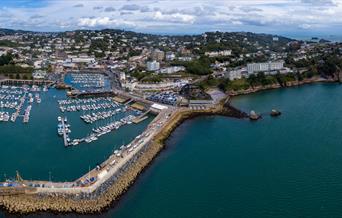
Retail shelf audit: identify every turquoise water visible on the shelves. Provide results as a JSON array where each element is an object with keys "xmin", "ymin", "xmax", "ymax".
[
  {"xmin": 0, "ymin": 88, "xmax": 153, "ymax": 182},
  {"xmin": 3, "ymin": 83, "xmax": 342, "ymax": 217}
]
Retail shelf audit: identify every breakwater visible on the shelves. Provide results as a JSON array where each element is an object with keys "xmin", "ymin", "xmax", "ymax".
[{"xmin": 0, "ymin": 100, "xmax": 247, "ymax": 214}]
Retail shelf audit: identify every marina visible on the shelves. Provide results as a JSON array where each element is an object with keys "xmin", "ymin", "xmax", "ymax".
[
  {"xmin": 64, "ymin": 73, "xmax": 111, "ymax": 92},
  {"xmin": 0, "ymin": 85, "xmax": 47, "ymax": 124},
  {"xmin": 57, "ymin": 94, "xmax": 144, "ymax": 147},
  {"xmin": 0, "ymin": 80, "xmax": 153, "ymax": 182}
]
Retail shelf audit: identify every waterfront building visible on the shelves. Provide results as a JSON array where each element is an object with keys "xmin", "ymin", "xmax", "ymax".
[
  {"xmin": 247, "ymin": 61, "xmax": 285, "ymax": 74},
  {"xmin": 189, "ymin": 99, "xmax": 213, "ymax": 107},
  {"xmin": 225, "ymin": 68, "xmax": 247, "ymax": 80},
  {"xmin": 127, "ymin": 79, "xmax": 188, "ymax": 92},
  {"xmin": 146, "ymin": 61, "xmax": 160, "ymax": 71},
  {"xmin": 32, "ymin": 70, "xmax": 47, "ymax": 79}
]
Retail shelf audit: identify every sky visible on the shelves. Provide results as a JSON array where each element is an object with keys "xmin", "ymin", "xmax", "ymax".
[{"xmin": 1, "ymin": 0, "xmax": 342, "ymax": 38}]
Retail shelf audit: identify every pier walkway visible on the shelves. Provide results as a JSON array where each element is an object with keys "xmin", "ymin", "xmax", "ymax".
[
  {"xmin": 0, "ymin": 79, "xmax": 53, "ymax": 86},
  {"xmin": 61, "ymin": 119, "xmax": 69, "ymax": 147}
]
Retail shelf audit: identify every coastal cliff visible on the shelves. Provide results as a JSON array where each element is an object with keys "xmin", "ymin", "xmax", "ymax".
[{"xmin": 228, "ymin": 77, "xmax": 336, "ymax": 96}]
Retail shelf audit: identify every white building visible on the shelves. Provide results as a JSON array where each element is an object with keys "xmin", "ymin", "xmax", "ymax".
[
  {"xmin": 226, "ymin": 70, "xmax": 241, "ymax": 80},
  {"xmin": 119, "ymin": 72, "xmax": 126, "ymax": 81},
  {"xmin": 67, "ymin": 55, "xmax": 96, "ymax": 64},
  {"xmin": 247, "ymin": 61, "xmax": 284, "ymax": 74},
  {"xmin": 124, "ymin": 80, "xmax": 188, "ymax": 92},
  {"xmin": 32, "ymin": 70, "xmax": 47, "ymax": 79},
  {"xmin": 0, "ymin": 50, "xmax": 7, "ymax": 56},
  {"xmin": 33, "ymin": 60, "xmax": 43, "ymax": 69},
  {"xmin": 165, "ymin": 52, "xmax": 176, "ymax": 61},
  {"xmin": 146, "ymin": 61, "xmax": 160, "ymax": 71},
  {"xmin": 222, "ymin": 68, "xmax": 248, "ymax": 80},
  {"xmin": 205, "ymin": 50, "xmax": 232, "ymax": 57},
  {"xmin": 159, "ymin": 66, "xmax": 185, "ymax": 74},
  {"xmin": 178, "ymin": 56, "xmax": 193, "ymax": 62}
]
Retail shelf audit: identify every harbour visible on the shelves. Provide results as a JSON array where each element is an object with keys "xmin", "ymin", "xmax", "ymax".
[{"xmin": 0, "ymin": 75, "xmax": 154, "ymax": 182}]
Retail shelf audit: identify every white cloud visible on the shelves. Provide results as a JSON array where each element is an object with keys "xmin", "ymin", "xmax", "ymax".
[
  {"xmin": 153, "ymin": 11, "xmax": 196, "ymax": 24},
  {"xmin": 0, "ymin": 0, "xmax": 342, "ymax": 35},
  {"xmin": 73, "ymin": 4, "xmax": 84, "ymax": 8},
  {"xmin": 78, "ymin": 17, "xmax": 136, "ymax": 28},
  {"xmin": 299, "ymin": 23, "xmax": 313, "ymax": 29}
]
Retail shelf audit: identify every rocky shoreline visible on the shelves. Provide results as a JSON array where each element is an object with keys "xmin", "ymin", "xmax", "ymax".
[
  {"xmin": 0, "ymin": 101, "xmax": 246, "ymax": 215},
  {"xmin": 228, "ymin": 77, "xmax": 336, "ymax": 96}
]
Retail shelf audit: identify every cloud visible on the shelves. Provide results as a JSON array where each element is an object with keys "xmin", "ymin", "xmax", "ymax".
[
  {"xmin": 153, "ymin": 11, "xmax": 196, "ymax": 24},
  {"xmin": 93, "ymin": 6, "xmax": 103, "ymax": 10},
  {"xmin": 73, "ymin": 4, "xmax": 84, "ymax": 8},
  {"xmin": 120, "ymin": 4, "xmax": 141, "ymax": 11},
  {"xmin": 299, "ymin": 23, "xmax": 312, "ymax": 29},
  {"xmin": 78, "ymin": 17, "xmax": 136, "ymax": 28},
  {"xmin": 301, "ymin": 0, "xmax": 336, "ymax": 6},
  {"xmin": 120, "ymin": 11, "xmax": 134, "ymax": 16},
  {"xmin": 239, "ymin": 6, "xmax": 263, "ymax": 13},
  {"xmin": 1, "ymin": 0, "xmax": 342, "ymax": 35},
  {"xmin": 30, "ymin": 14, "xmax": 44, "ymax": 19},
  {"xmin": 104, "ymin": 7, "xmax": 116, "ymax": 12}
]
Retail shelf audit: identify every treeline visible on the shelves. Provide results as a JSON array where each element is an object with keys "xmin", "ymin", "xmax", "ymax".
[
  {"xmin": 0, "ymin": 40, "xmax": 18, "ymax": 47},
  {"xmin": 0, "ymin": 54, "xmax": 33, "ymax": 76},
  {"xmin": 0, "ymin": 54, "xmax": 13, "ymax": 66},
  {"xmin": 172, "ymin": 56, "xmax": 212, "ymax": 75},
  {"xmin": 199, "ymin": 72, "xmax": 312, "ymax": 92},
  {"xmin": 0, "ymin": 65, "xmax": 33, "ymax": 75},
  {"xmin": 286, "ymin": 53, "xmax": 342, "ymax": 78}
]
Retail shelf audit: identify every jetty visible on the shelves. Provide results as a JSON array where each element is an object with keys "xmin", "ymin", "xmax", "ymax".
[
  {"xmin": 0, "ymin": 79, "xmax": 53, "ymax": 86},
  {"xmin": 133, "ymin": 109, "xmax": 151, "ymax": 124},
  {"xmin": 61, "ymin": 118, "xmax": 69, "ymax": 147}
]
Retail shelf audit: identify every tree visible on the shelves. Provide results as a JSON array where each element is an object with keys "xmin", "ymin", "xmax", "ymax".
[
  {"xmin": 47, "ymin": 64, "xmax": 53, "ymax": 73},
  {"xmin": 0, "ymin": 54, "xmax": 13, "ymax": 66},
  {"xmin": 22, "ymin": 74, "xmax": 28, "ymax": 80}
]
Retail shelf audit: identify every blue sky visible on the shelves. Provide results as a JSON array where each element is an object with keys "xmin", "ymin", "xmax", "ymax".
[
  {"xmin": 1, "ymin": 0, "xmax": 342, "ymax": 38},
  {"xmin": 1, "ymin": 0, "xmax": 48, "ymax": 8}
]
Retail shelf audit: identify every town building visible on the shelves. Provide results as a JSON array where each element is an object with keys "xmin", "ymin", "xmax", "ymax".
[
  {"xmin": 32, "ymin": 70, "xmax": 47, "ymax": 79},
  {"xmin": 247, "ymin": 61, "xmax": 284, "ymax": 74},
  {"xmin": 165, "ymin": 52, "xmax": 176, "ymax": 61},
  {"xmin": 146, "ymin": 60, "xmax": 160, "ymax": 71},
  {"xmin": 205, "ymin": 50, "xmax": 232, "ymax": 57},
  {"xmin": 151, "ymin": 49, "xmax": 165, "ymax": 61},
  {"xmin": 159, "ymin": 66, "xmax": 185, "ymax": 74}
]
